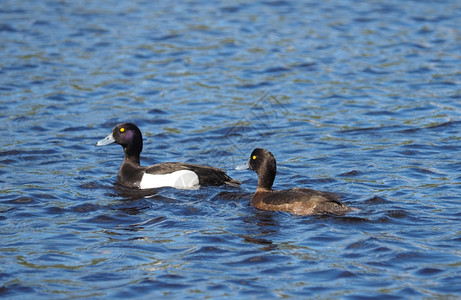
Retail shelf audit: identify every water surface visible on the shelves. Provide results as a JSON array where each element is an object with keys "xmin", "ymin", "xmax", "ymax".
[{"xmin": 1, "ymin": 0, "xmax": 461, "ymax": 298}]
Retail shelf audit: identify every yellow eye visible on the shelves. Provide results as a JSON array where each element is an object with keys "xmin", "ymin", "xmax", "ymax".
[
  {"xmin": 252, "ymin": 155, "xmax": 257, "ymax": 160},
  {"xmin": 120, "ymin": 127, "xmax": 125, "ymax": 133}
]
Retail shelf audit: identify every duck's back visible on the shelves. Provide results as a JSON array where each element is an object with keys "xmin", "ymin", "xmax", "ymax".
[
  {"xmin": 145, "ymin": 162, "xmax": 240, "ymax": 186},
  {"xmin": 252, "ymin": 188, "xmax": 350, "ymax": 215}
]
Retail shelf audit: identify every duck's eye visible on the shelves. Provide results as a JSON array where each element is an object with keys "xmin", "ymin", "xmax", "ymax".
[
  {"xmin": 120, "ymin": 127, "xmax": 125, "ymax": 133},
  {"xmin": 252, "ymin": 155, "xmax": 257, "ymax": 160}
]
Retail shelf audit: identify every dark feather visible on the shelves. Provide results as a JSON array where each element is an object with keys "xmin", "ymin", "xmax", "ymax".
[
  {"xmin": 145, "ymin": 162, "xmax": 240, "ymax": 186},
  {"xmin": 260, "ymin": 188, "xmax": 349, "ymax": 214},
  {"xmin": 261, "ymin": 188, "xmax": 341, "ymax": 206}
]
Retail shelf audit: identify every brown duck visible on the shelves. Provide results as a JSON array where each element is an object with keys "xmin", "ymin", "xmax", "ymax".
[{"xmin": 237, "ymin": 148, "xmax": 351, "ymax": 216}]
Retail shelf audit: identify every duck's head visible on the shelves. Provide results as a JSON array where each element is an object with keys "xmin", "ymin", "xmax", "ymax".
[
  {"xmin": 96, "ymin": 123, "xmax": 143, "ymax": 159},
  {"xmin": 237, "ymin": 148, "xmax": 276, "ymax": 190}
]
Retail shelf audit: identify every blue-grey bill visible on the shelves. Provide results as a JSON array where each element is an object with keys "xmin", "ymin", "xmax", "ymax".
[
  {"xmin": 96, "ymin": 133, "xmax": 115, "ymax": 146},
  {"xmin": 235, "ymin": 162, "xmax": 249, "ymax": 171}
]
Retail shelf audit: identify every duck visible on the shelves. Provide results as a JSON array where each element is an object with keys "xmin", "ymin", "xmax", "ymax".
[
  {"xmin": 236, "ymin": 148, "xmax": 351, "ymax": 215},
  {"xmin": 96, "ymin": 123, "xmax": 240, "ymax": 189}
]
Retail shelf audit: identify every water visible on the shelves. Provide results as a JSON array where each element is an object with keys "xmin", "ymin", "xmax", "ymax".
[{"xmin": 1, "ymin": 0, "xmax": 461, "ymax": 298}]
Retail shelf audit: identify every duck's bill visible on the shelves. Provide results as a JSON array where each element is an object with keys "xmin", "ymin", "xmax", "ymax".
[
  {"xmin": 96, "ymin": 133, "xmax": 115, "ymax": 146},
  {"xmin": 235, "ymin": 162, "xmax": 249, "ymax": 171}
]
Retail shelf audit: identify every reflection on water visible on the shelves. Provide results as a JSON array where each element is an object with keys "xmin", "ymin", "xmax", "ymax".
[{"xmin": 1, "ymin": 0, "xmax": 461, "ymax": 298}]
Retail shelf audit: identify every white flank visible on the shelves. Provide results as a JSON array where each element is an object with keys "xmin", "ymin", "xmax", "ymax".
[{"xmin": 139, "ymin": 170, "xmax": 200, "ymax": 189}]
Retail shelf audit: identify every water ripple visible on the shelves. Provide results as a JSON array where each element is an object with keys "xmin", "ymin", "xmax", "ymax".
[{"xmin": 1, "ymin": 0, "xmax": 461, "ymax": 298}]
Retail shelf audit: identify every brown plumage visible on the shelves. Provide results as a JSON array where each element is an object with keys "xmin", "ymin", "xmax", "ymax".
[{"xmin": 241, "ymin": 148, "xmax": 351, "ymax": 216}]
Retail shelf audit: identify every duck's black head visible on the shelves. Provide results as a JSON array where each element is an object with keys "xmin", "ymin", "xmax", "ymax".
[
  {"xmin": 248, "ymin": 148, "xmax": 276, "ymax": 190},
  {"xmin": 96, "ymin": 123, "xmax": 143, "ymax": 162}
]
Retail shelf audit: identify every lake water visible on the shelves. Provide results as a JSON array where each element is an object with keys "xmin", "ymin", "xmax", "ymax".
[{"xmin": 1, "ymin": 0, "xmax": 461, "ymax": 298}]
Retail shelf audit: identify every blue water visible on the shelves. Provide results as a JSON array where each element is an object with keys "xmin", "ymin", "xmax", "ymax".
[{"xmin": 1, "ymin": 0, "xmax": 461, "ymax": 298}]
